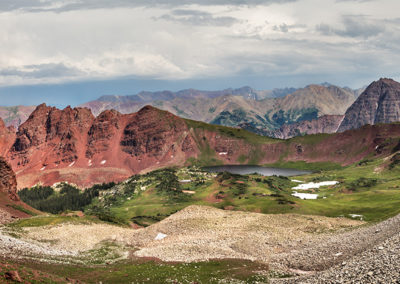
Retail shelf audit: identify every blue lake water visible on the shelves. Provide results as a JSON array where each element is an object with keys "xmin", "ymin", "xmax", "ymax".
[{"xmin": 203, "ymin": 165, "xmax": 311, "ymax": 177}]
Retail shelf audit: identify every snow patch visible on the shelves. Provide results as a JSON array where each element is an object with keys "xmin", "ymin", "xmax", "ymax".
[
  {"xmin": 292, "ymin": 181, "xmax": 338, "ymax": 190},
  {"xmin": 219, "ymin": 152, "xmax": 228, "ymax": 156},
  {"xmin": 100, "ymin": 160, "xmax": 106, "ymax": 165},
  {"xmin": 68, "ymin": 161, "xmax": 75, "ymax": 167},
  {"xmin": 40, "ymin": 166, "xmax": 46, "ymax": 171},
  {"xmin": 155, "ymin": 233, "xmax": 167, "ymax": 240},
  {"xmin": 349, "ymin": 214, "xmax": 364, "ymax": 220},
  {"xmin": 291, "ymin": 179, "xmax": 303, "ymax": 183},
  {"xmin": 179, "ymin": 180, "xmax": 192, "ymax": 183},
  {"xmin": 292, "ymin": 192, "xmax": 319, "ymax": 200},
  {"xmin": 88, "ymin": 159, "xmax": 92, "ymax": 166}
]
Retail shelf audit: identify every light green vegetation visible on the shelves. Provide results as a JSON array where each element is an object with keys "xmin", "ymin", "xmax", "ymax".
[
  {"xmin": 76, "ymin": 154, "xmax": 400, "ymax": 224},
  {"xmin": 19, "ymin": 152, "xmax": 400, "ymax": 227},
  {"xmin": 9, "ymin": 215, "xmax": 102, "ymax": 228},
  {"xmin": 12, "ymin": 258, "xmax": 269, "ymax": 284},
  {"xmin": 6, "ymin": 204, "xmax": 38, "ymax": 216}
]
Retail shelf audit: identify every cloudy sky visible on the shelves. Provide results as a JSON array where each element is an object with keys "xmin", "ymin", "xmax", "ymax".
[{"xmin": 0, "ymin": 0, "xmax": 399, "ymax": 106}]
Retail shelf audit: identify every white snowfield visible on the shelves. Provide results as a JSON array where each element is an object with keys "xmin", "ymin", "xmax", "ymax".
[
  {"xmin": 100, "ymin": 160, "xmax": 106, "ymax": 165},
  {"xmin": 292, "ymin": 181, "xmax": 339, "ymax": 190},
  {"xmin": 292, "ymin": 192, "xmax": 319, "ymax": 200}
]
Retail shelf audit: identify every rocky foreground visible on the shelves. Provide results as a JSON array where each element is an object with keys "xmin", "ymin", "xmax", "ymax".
[
  {"xmin": 0, "ymin": 205, "xmax": 399, "ymax": 283},
  {"xmin": 281, "ymin": 231, "xmax": 400, "ymax": 283}
]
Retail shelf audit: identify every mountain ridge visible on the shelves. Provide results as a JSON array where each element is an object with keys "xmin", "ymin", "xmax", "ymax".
[{"xmin": 1, "ymin": 104, "xmax": 400, "ymax": 188}]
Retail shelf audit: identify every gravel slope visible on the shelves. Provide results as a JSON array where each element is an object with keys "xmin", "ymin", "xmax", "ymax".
[
  {"xmin": 128, "ymin": 205, "xmax": 362, "ymax": 263},
  {"xmin": 272, "ymin": 213, "xmax": 400, "ymax": 283},
  {"xmin": 1, "ymin": 205, "xmax": 399, "ymax": 283}
]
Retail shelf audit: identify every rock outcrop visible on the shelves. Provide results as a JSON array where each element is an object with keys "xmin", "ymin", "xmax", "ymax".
[
  {"xmin": 338, "ymin": 78, "xmax": 400, "ymax": 132},
  {"xmin": 0, "ymin": 157, "xmax": 19, "ymax": 201},
  {"xmin": 0, "ymin": 156, "xmax": 37, "ymax": 224}
]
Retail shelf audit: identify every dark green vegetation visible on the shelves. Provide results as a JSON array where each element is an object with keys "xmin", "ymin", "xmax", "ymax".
[
  {"xmin": 2, "ymin": 258, "xmax": 269, "ymax": 284},
  {"xmin": 18, "ymin": 182, "xmax": 115, "ymax": 214}
]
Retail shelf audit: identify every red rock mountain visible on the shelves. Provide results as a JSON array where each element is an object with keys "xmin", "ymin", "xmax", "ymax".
[
  {"xmin": 338, "ymin": 78, "xmax": 400, "ymax": 132},
  {"xmin": 0, "ymin": 157, "xmax": 38, "ymax": 223},
  {"xmin": 1, "ymin": 104, "xmax": 400, "ymax": 189},
  {"xmin": 6, "ymin": 104, "xmax": 204, "ymax": 188}
]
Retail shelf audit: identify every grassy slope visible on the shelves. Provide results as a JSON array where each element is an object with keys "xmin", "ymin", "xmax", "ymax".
[
  {"xmin": 185, "ymin": 118, "xmax": 279, "ymax": 144},
  {"xmin": 5, "ymin": 258, "xmax": 269, "ymax": 284},
  {"xmin": 90, "ymin": 153, "xmax": 400, "ymax": 225}
]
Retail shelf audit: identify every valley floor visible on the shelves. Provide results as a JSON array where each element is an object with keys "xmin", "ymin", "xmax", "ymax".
[{"xmin": 3, "ymin": 153, "xmax": 400, "ymax": 283}]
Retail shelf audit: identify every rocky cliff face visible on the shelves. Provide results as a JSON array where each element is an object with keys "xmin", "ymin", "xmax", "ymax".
[
  {"xmin": 6, "ymin": 104, "xmax": 199, "ymax": 188},
  {"xmin": 0, "ymin": 157, "xmax": 38, "ymax": 223},
  {"xmin": 0, "ymin": 157, "xmax": 19, "ymax": 201},
  {"xmin": 272, "ymin": 115, "xmax": 344, "ymax": 139},
  {"xmin": 338, "ymin": 78, "xmax": 400, "ymax": 132},
  {"xmin": 11, "ymin": 104, "xmax": 95, "ymax": 167}
]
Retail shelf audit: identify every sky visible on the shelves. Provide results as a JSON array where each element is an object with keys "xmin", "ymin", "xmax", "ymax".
[{"xmin": 0, "ymin": 0, "xmax": 399, "ymax": 107}]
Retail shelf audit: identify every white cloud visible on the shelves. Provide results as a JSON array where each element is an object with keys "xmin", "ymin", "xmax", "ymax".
[{"xmin": 0, "ymin": 0, "xmax": 398, "ymax": 87}]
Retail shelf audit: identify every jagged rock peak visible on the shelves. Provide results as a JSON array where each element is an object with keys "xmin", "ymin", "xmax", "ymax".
[{"xmin": 338, "ymin": 78, "xmax": 400, "ymax": 132}]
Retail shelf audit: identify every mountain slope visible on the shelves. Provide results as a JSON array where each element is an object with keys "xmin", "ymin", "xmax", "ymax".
[
  {"xmin": 242, "ymin": 115, "xmax": 344, "ymax": 139},
  {"xmin": 0, "ymin": 118, "xmax": 16, "ymax": 157},
  {"xmin": 338, "ymin": 78, "xmax": 400, "ymax": 132},
  {"xmin": 3, "ymin": 104, "xmax": 400, "ymax": 188}
]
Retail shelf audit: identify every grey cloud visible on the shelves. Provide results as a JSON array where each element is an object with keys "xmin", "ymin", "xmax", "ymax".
[
  {"xmin": 273, "ymin": 23, "xmax": 289, "ymax": 32},
  {"xmin": 0, "ymin": 0, "xmax": 298, "ymax": 13},
  {"xmin": 0, "ymin": 63, "xmax": 83, "ymax": 79},
  {"xmin": 158, "ymin": 9, "xmax": 239, "ymax": 26},
  {"xmin": 272, "ymin": 23, "xmax": 305, "ymax": 33},
  {"xmin": 317, "ymin": 16, "xmax": 385, "ymax": 38}
]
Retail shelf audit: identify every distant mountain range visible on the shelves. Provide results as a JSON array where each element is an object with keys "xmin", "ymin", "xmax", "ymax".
[
  {"xmin": 80, "ymin": 83, "xmax": 360, "ymax": 138},
  {"xmin": 0, "ymin": 106, "xmax": 36, "ymax": 129},
  {"xmin": 2, "ymin": 79, "xmax": 400, "ymax": 140}
]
